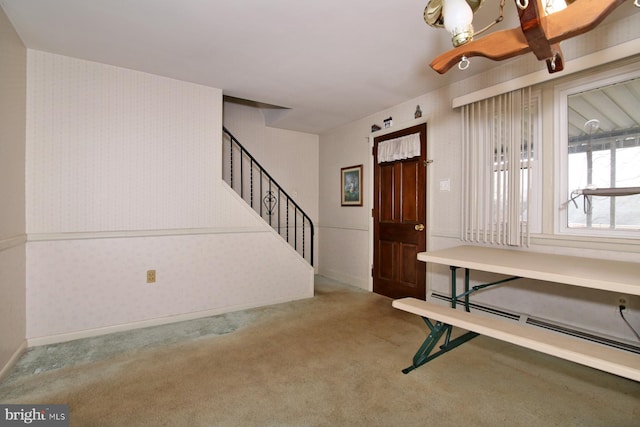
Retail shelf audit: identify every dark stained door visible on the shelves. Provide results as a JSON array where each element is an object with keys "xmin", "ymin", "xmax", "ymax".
[{"xmin": 373, "ymin": 123, "xmax": 427, "ymax": 299}]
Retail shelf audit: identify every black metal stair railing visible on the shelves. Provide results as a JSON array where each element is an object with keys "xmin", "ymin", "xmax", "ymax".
[{"xmin": 222, "ymin": 127, "xmax": 314, "ymax": 266}]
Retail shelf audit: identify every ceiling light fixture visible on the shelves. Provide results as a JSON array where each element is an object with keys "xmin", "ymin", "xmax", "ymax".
[
  {"xmin": 426, "ymin": 1, "xmax": 509, "ymax": 47},
  {"xmin": 424, "ymin": 0, "xmax": 634, "ymax": 74},
  {"xmin": 442, "ymin": 0, "xmax": 475, "ymax": 46}
]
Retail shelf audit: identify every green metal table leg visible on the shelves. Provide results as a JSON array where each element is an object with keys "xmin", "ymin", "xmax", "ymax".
[
  {"xmin": 402, "ymin": 321, "xmax": 448, "ymax": 374},
  {"xmin": 401, "ymin": 264, "xmax": 522, "ymax": 374},
  {"xmin": 402, "ymin": 320, "xmax": 480, "ymax": 374},
  {"xmin": 442, "ymin": 323, "xmax": 453, "ymax": 347},
  {"xmin": 464, "ymin": 268, "xmax": 471, "ymax": 312},
  {"xmin": 450, "ymin": 266, "xmax": 458, "ymax": 308}
]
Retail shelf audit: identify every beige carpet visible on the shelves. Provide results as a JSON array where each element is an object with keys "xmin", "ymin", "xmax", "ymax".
[{"xmin": 1, "ymin": 276, "xmax": 639, "ymax": 426}]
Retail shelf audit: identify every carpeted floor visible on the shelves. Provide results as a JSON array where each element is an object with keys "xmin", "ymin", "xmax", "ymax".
[{"xmin": 1, "ymin": 276, "xmax": 639, "ymax": 426}]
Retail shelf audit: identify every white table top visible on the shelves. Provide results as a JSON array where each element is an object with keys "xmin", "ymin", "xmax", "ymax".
[{"xmin": 418, "ymin": 245, "xmax": 640, "ymax": 295}]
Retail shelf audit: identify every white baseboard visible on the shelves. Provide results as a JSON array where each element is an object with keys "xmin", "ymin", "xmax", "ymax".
[
  {"xmin": 0, "ymin": 340, "xmax": 27, "ymax": 382},
  {"xmin": 317, "ymin": 268, "xmax": 368, "ymax": 291},
  {"xmin": 27, "ymin": 292, "xmax": 313, "ymax": 347}
]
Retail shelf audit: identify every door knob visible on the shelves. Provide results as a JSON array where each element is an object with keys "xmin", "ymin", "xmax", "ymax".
[{"xmin": 414, "ymin": 224, "xmax": 425, "ymax": 231}]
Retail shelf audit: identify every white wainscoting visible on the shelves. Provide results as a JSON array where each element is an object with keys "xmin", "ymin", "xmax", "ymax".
[{"xmin": 26, "ymin": 230, "xmax": 314, "ymax": 344}]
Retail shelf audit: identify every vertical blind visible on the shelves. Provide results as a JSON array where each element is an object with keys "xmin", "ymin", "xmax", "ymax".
[{"xmin": 461, "ymin": 88, "xmax": 534, "ymax": 247}]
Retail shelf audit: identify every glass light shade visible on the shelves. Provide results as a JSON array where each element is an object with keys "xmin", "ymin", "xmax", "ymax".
[
  {"xmin": 545, "ymin": 0, "xmax": 568, "ymax": 15},
  {"xmin": 442, "ymin": 0, "xmax": 474, "ymax": 47}
]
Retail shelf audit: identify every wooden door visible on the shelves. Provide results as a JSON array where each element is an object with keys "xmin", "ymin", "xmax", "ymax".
[{"xmin": 373, "ymin": 123, "xmax": 427, "ymax": 299}]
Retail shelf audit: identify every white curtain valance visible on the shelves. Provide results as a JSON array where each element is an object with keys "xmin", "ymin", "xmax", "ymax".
[{"xmin": 377, "ymin": 133, "xmax": 420, "ymax": 163}]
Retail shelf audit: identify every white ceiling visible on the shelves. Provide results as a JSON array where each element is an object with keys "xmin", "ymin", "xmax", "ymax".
[{"xmin": 1, "ymin": 0, "xmax": 635, "ymax": 134}]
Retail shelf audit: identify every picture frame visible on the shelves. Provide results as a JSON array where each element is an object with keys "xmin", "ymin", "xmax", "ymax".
[{"xmin": 341, "ymin": 165, "xmax": 363, "ymax": 206}]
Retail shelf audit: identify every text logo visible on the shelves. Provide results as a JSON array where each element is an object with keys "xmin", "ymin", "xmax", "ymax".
[{"xmin": 1, "ymin": 405, "xmax": 68, "ymax": 427}]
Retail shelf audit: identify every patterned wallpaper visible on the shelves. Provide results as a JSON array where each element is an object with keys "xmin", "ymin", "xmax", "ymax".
[
  {"xmin": 0, "ymin": 6, "xmax": 27, "ymax": 374},
  {"xmin": 26, "ymin": 50, "xmax": 221, "ymax": 233},
  {"xmin": 27, "ymin": 233, "xmax": 312, "ymax": 340},
  {"xmin": 223, "ymin": 101, "xmax": 319, "ymax": 220},
  {"xmin": 24, "ymin": 51, "xmax": 313, "ymax": 342},
  {"xmin": 0, "ymin": 7, "xmax": 26, "ymax": 239}
]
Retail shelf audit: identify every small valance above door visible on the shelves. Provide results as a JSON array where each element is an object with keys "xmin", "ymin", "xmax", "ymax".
[{"xmin": 377, "ymin": 133, "xmax": 420, "ymax": 163}]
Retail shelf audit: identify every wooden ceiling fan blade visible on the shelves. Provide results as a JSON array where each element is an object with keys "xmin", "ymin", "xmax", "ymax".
[
  {"xmin": 519, "ymin": 0, "xmax": 554, "ymax": 61},
  {"xmin": 429, "ymin": 0, "xmax": 627, "ymax": 74},
  {"xmin": 543, "ymin": 0, "xmax": 627, "ymax": 44},
  {"xmin": 430, "ymin": 28, "xmax": 530, "ymax": 74}
]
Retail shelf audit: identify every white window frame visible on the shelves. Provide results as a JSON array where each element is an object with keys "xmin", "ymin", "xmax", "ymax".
[{"xmin": 555, "ymin": 64, "xmax": 640, "ymax": 239}]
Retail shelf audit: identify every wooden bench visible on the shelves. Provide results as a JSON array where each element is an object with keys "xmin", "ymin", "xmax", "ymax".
[{"xmin": 393, "ymin": 298, "xmax": 640, "ymax": 381}]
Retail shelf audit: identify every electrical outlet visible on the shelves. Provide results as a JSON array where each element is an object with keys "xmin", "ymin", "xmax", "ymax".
[
  {"xmin": 147, "ymin": 270, "xmax": 156, "ymax": 283},
  {"xmin": 617, "ymin": 297, "xmax": 630, "ymax": 313}
]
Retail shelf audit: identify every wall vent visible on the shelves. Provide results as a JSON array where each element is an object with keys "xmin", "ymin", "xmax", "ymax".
[{"xmin": 430, "ymin": 292, "xmax": 640, "ymax": 355}]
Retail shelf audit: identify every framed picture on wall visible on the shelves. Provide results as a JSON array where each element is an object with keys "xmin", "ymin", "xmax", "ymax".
[{"xmin": 341, "ymin": 165, "xmax": 363, "ymax": 206}]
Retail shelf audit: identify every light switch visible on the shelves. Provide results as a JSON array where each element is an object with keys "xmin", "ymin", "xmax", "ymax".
[{"xmin": 439, "ymin": 178, "xmax": 451, "ymax": 192}]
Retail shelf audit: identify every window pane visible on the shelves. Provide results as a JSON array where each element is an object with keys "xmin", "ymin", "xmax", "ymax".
[
  {"xmin": 565, "ymin": 75, "xmax": 640, "ymax": 233},
  {"xmin": 567, "ymin": 140, "xmax": 640, "ymax": 230},
  {"xmin": 615, "ymin": 145, "xmax": 640, "ymax": 228}
]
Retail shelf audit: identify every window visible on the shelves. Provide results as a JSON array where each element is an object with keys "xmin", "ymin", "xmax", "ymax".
[{"xmin": 557, "ymin": 68, "xmax": 640, "ymax": 238}]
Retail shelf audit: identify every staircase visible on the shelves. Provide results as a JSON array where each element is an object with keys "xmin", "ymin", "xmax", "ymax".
[{"xmin": 222, "ymin": 127, "xmax": 314, "ymax": 266}]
